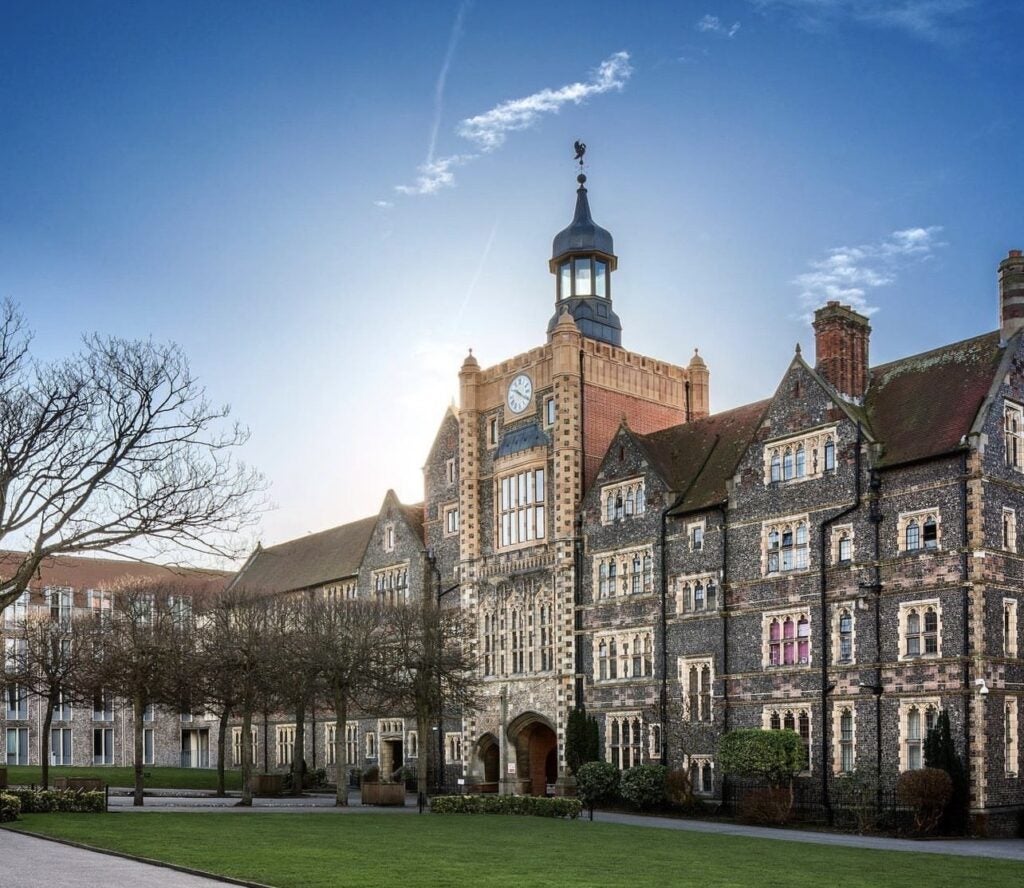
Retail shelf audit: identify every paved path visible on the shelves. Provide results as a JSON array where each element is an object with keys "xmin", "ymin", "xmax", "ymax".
[
  {"xmin": 593, "ymin": 810, "xmax": 1024, "ymax": 861},
  {"xmin": 0, "ymin": 830, "xmax": 228, "ymax": 887}
]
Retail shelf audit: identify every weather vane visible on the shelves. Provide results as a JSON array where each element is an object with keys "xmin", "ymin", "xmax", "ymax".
[{"xmin": 573, "ymin": 140, "xmax": 589, "ymax": 184}]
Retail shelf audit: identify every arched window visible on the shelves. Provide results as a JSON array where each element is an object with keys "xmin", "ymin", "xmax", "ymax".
[
  {"xmin": 706, "ymin": 580, "xmax": 717, "ymax": 611},
  {"xmin": 906, "ymin": 520, "xmax": 921, "ymax": 551},
  {"xmin": 606, "ymin": 496, "xmax": 615, "ymax": 523},
  {"xmin": 632, "ymin": 555, "xmax": 641, "ymax": 594},
  {"xmin": 783, "ymin": 617, "xmax": 796, "ymax": 665},
  {"xmin": 783, "ymin": 449, "xmax": 794, "ymax": 481},
  {"xmin": 599, "ymin": 562, "xmax": 609, "ymax": 598},
  {"xmin": 700, "ymin": 665, "xmax": 712, "ymax": 722},
  {"xmin": 923, "ymin": 608, "xmax": 938, "ymax": 654},
  {"xmin": 769, "ymin": 619, "xmax": 782, "ymax": 665},
  {"xmin": 608, "ymin": 561, "xmax": 617, "ymax": 597},
  {"xmin": 688, "ymin": 665, "xmax": 699, "ymax": 722},
  {"xmin": 906, "ymin": 610, "xmax": 922, "ymax": 655},
  {"xmin": 907, "ymin": 707, "xmax": 922, "ymax": 769},
  {"xmin": 797, "ymin": 616, "xmax": 810, "ymax": 663},
  {"xmin": 598, "ymin": 641, "xmax": 608, "ymax": 680},
  {"xmin": 636, "ymin": 486, "xmax": 646, "ymax": 515},
  {"xmin": 770, "ymin": 711, "xmax": 781, "ymax": 731},
  {"xmin": 783, "ymin": 711, "xmax": 795, "ymax": 732},
  {"xmin": 643, "ymin": 554, "xmax": 653, "ymax": 593},
  {"xmin": 839, "ymin": 709, "xmax": 853, "ymax": 773},
  {"xmin": 838, "ymin": 610, "xmax": 853, "ymax": 663},
  {"xmin": 694, "ymin": 581, "xmax": 704, "ymax": 611},
  {"xmin": 615, "ymin": 496, "xmax": 624, "ymax": 520},
  {"xmin": 824, "ymin": 438, "xmax": 836, "ymax": 471},
  {"xmin": 923, "ymin": 517, "xmax": 938, "ymax": 549},
  {"xmin": 644, "ymin": 635, "xmax": 653, "ymax": 676},
  {"xmin": 632, "ymin": 635, "xmax": 642, "ymax": 677},
  {"xmin": 838, "ymin": 533, "xmax": 852, "ymax": 562},
  {"xmin": 795, "ymin": 445, "xmax": 806, "ymax": 478},
  {"xmin": 625, "ymin": 488, "xmax": 635, "ymax": 516},
  {"xmin": 701, "ymin": 761, "xmax": 713, "ymax": 793},
  {"xmin": 770, "ymin": 451, "xmax": 782, "ymax": 482},
  {"xmin": 608, "ymin": 639, "xmax": 618, "ymax": 679}
]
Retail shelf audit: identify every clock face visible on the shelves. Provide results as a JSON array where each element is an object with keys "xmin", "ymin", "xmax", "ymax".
[{"xmin": 506, "ymin": 373, "xmax": 533, "ymax": 414}]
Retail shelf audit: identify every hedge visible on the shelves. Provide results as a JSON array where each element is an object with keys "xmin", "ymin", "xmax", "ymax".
[
  {"xmin": 620, "ymin": 765, "xmax": 667, "ymax": 811},
  {"xmin": 4, "ymin": 788, "xmax": 106, "ymax": 814},
  {"xmin": 0, "ymin": 792, "xmax": 21, "ymax": 823},
  {"xmin": 574, "ymin": 761, "xmax": 621, "ymax": 811},
  {"xmin": 431, "ymin": 794, "xmax": 581, "ymax": 819}
]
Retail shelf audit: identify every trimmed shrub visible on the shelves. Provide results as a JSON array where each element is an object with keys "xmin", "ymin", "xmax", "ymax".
[
  {"xmin": 6, "ymin": 789, "xmax": 105, "ymax": 814},
  {"xmin": 897, "ymin": 768, "xmax": 952, "ymax": 836},
  {"xmin": 431, "ymin": 794, "xmax": 581, "ymax": 819},
  {"xmin": 924, "ymin": 709, "xmax": 968, "ymax": 835},
  {"xmin": 574, "ymin": 761, "xmax": 620, "ymax": 814},
  {"xmin": 565, "ymin": 707, "xmax": 600, "ymax": 775},
  {"xmin": 619, "ymin": 765, "xmax": 668, "ymax": 811},
  {"xmin": 718, "ymin": 729, "xmax": 806, "ymax": 784},
  {"xmin": 0, "ymin": 792, "xmax": 21, "ymax": 823}
]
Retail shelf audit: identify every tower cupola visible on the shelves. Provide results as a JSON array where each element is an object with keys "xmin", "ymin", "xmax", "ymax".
[{"xmin": 547, "ymin": 146, "xmax": 621, "ymax": 346}]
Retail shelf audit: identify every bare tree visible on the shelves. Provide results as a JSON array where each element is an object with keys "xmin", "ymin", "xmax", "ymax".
[
  {"xmin": 206, "ymin": 587, "xmax": 276, "ymax": 806},
  {"xmin": 0, "ymin": 301, "xmax": 265, "ymax": 615},
  {"xmin": 308, "ymin": 594, "xmax": 389, "ymax": 806},
  {"xmin": 78, "ymin": 577, "xmax": 196, "ymax": 806},
  {"xmin": 6, "ymin": 607, "xmax": 90, "ymax": 788},
  {"xmin": 386, "ymin": 596, "xmax": 479, "ymax": 798}
]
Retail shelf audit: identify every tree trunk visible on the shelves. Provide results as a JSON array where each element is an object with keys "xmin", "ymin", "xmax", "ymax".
[
  {"xmin": 216, "ymin": 709, "xmax": 229, "ymax": 797},
  {"xmin": 334, "ymin": 690, "xmax": 348, "ymax": 806},
  {"xmin": 133, "ymin": 693, "xmax": 144, "ymax": 807},
  {"xmin": 240, "ymin": 707, "xmax": 253, "ymax": 806},
  {"xmin": 40, "ymin": 692, "xmax": 55, "ymax": 790},
  {"xmin": 417, "ymin": 705, "xmax": 430, "ymax": 800},
  {"xmin": 292, "ymin": 702, "xmax": 305, "ymax": 795}
]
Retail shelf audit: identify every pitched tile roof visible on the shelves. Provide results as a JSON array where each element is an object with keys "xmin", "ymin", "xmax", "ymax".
[
  {"xmin": 230, "ymin": 515, "xmax": 378, "ymax": 594},
  {"xmin": 864, "ymin": 330, "xmax": 1003, "ymax": 467},
  {"xmin": 637, "ymin": 400, "xmax": 771, "ymax": 515},
  {"xmin": 0, "ymin": 550, "xmax": 229, "ymax": 594}
]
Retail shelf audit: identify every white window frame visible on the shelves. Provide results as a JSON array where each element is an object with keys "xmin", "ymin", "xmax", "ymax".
[
  {"xmin": 276, "ymin": 724, "xmax": 296, "ymax": 767},
  {"xmin": 143, "ymin": 728, "xmax": 155, "ymax": 765},
  {"xmin": 1006, "ymin": 698, "xmax": 1019, "ymax": 778},
  {"xmin": 764, "ymin": 426, "xmax": 839, "ymax": 485},
  {"xmin": 93, "ymin": 726, "xmax": 114, "ymax": 765},
  {"xmin": 899, "ymin": 698, "xmax": 939, "ymax": 771},
  {"xmin": 593, "ymin": 545, "xmax": 654, "ymax": 599},
  {"xmin": 762, "ymin": 514, "xmax": 811, "ymax": 575},
  {"xmin": 1003, "ymin": 507, "xmax": 1017, "ymax": 553},
  {"xmin": 832, "ymin": 702, "xmax": 856, "ymax": 774},
  {"xmin": 6, "ymin": 726, "xmax": 30, "ymax": 766},
  {"xmin": 600, "ymin": 477, "xmax": 646, "ymax": 525},
  {"xmin": 5, "ymin": 684, "xmax": 28, "ymax": 721},
  {"xmin": 443, "ymin": 504, "xmax": 459, "ymax": 537},
  {"xmin": 898, "ymin": 509, "xmax": 940, "ymax": 553},
  {"xmin": 899, "ymin": 599, "xmax": 942, "ymax": 660},
  {"xmin": 678, "ymin": 657, "xmax": 714, "ymax": 723},
  {"xmin": 688, "ymin": 755, "xmax": 715, "ymax": 795},
  {"xmin": 674, "ymin": 572, "xmax": 719, "ymax": 614},
  {"xmin": 605, "ymin": 712, "xmax": 644, "ymax": 769},
  {"xmin": 688, "ymin": 520, "xmax": 705, "ymax": 552},
  {"xmin": 51, "ymin": 726, "xmax": 74, "ymax": 766},
  {"xmin": 762, "ymin": 609, "xmax": 813, "ymax": 668},
  {"xmin": 831, "ymin": 523, "xmax": 854, "ymax": 564},
  {"xmin": 1005, "ymin": 400, "xmax": 1024, "ymax": 471},
  {"xmin": 4, "ymin": 590, "xmax": 28, "ymax": 625},
  {"xmin": 495, "ymin": 465, "xmax": 546, "ymax": 548},
  {"xmin": 445, "ymin": 457, "xmax": 456, "ymax": 485},
  {"xmin": 833, "ymin": 604, "xmax": 856, "ymax": 665},
  {"xmin": 1005, "ymin": 598, "xmax": 1019, "ymax": 658},
  {"xmin": 594, "ymin": 628, "xmax": 655, "ymax": 681},
  {"xmin": 446, "ymin": 732, "xmax": 463, "ymax": 762}
]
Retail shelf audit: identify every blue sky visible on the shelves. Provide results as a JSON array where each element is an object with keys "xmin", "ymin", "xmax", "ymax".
[{"xmin": 2, "ymin": 1, "xmax": 1021, "ymax": 555}]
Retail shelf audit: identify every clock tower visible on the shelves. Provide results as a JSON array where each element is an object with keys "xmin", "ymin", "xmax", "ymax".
[{"xmin": 454, "ymin": 153, "xmax": 708, "ymax": 795}]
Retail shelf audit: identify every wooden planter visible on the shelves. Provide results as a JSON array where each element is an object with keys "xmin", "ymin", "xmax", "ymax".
[
  {"xmin": 251, "ymin": 774, "xmax": 284, "ymax": 796},
  {"xmin": 360, "ymin": 781, "xmax": 405, "ymax": 806}
]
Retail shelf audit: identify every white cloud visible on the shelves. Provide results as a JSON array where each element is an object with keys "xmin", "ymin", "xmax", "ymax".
[
  {"xmin": 750, "ymin": 0, "xmax": 978, "ymax": 42},
  {"xmin": 396, "ymin": 51, "xmax": 632, "ymax": 196},
  {"xmin": 457, "ymin": 51, "xmax": 632, "ymax": 152},
  {"xmin": 697, "ymin": 14, "xmax": 742, "ymax": 37},
  {"xmin": 373, "ymin": 200, "xmax": 394, "ymax": 209},
  {"xmin": 794, "ymin": 226, "xmax": 946, "ymax": 316}
]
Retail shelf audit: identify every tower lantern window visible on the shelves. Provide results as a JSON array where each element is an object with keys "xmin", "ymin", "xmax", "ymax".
[
  {"xmin": 574, "ymin": 257, "xmax": 593, "ymax": 296},
  {"xmin": 559, "ymin": 262, "xmax": 571, "ymax": 300},
  {"xmin": 595, "ymin": 260, "xmax": 607, "ymax": 298}
]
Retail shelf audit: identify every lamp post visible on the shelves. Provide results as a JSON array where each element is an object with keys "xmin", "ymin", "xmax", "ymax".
[{"xmin": 426, "ymin": 548, "xmax": 459, "ymax": 797}]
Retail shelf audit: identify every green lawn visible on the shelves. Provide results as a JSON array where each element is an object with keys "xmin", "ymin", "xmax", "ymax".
[
  {"xmin": 4, "ymin": 765, "xmax": 241, "ymax": 791},
  {"xmin": 6, "ymin": 813, "xmax": 1022, "ymax": 888}
]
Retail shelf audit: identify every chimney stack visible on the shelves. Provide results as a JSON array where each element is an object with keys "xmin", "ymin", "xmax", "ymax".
[
  {"xmin": 813, "ymin": 301, "xmax": 871, "ymax": 402},
  {"xmin": 999, "ymin": 250, "xmax": 1024, "ymax": 344}
]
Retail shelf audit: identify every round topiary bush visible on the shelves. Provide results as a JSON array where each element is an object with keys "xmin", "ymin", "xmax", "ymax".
[
  {"xmin": 0, "ymin": 792, "xmax": 21, "ymax": 823},
  {"xmin": 575, "ymin": 761, "xmax": 620, "ymax": 815},
  {"xmin": 619, "ymin": 764, "xmax": 668, "ymax": 811}
]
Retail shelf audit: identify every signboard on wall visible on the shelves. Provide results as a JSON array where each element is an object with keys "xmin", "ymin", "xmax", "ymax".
[{"xmin": 507, "ymin": 762, "xmax": 517, "ymax": 775}]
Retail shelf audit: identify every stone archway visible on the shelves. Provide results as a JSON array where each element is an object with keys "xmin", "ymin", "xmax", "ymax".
[
  {"xmin": 507, "ymin": 712, "xmax": 558, "ymax": 796},
  {"xmin": 475, "ymin": 732, "xmax": 500, "ymax": 789}
]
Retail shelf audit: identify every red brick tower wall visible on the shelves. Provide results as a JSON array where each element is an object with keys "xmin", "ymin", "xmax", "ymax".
[{"xmin": 583, "ymin": 385, "xmax": 685, "ymax": 487}]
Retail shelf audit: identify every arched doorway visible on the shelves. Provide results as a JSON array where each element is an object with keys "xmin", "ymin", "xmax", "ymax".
[
  {"xmin": 475, "ymin": 732, "xmax": 500, "ymax": 789},
  {"xmin": 507, "ymin": 712, "xmax": 558, "ymax": 796}
]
